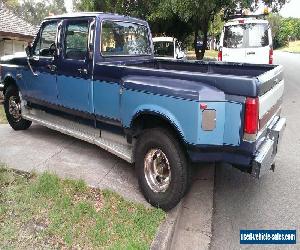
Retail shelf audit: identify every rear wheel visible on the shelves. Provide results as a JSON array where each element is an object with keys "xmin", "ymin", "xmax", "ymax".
[
  {"xmin": 135, "ymin": 128, "xmax": 190, "ymax": 211},
  {"xmin": 4, "ymin": 86, "xmax": 31, "ymax": 130}
]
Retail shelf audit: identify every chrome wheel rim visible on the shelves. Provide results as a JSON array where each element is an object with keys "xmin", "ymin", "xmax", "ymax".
[
  {"xmin": 144, "ymin": 149, "xmax": 171, "ymax": 193},
  {"xmin": 8, "ymin": 96, "xmax": 21, "ymax": 122}
]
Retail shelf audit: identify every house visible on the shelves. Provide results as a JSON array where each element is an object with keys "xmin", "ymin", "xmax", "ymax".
[{"xmin": 0, "ymin": 4, "xmax": 38, "ymax": 57}]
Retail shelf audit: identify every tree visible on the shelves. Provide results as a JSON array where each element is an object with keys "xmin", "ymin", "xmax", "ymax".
[
  {"xmin": 21, "ymin": 0, "xmax": 66, "ymax": 26},
  {"xmin": 267, "ymin": 13, "xmax": 281, "ymax": 39},
  {"xmin": 272, "ymin": 17, "xmax": 300, "ymax": 48},
  {"xmin": 152, "ymin": 0, "xmax": 288, "ymax": 59},
  {"xmin": 73, "ymin": 0, "xmax": 289, "ymax": 59},
  {"xmin": 1, "ymin": 0, "xmax": 19, "ymax": 10},
  {"xmin": 74, "ymin": 0, "xmax": 157, "ymax": 19},
  {"xmin": 1, "ymin": 0, "xmax": 67, "ymax": 26}
]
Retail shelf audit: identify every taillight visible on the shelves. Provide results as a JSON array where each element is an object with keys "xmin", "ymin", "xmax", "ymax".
[
  {"xmin": 269, "ymin": 48, "xmax": 273, "ymax": 64},
  {"xmin": 244, "ymin": 97, "xmax": 259, "ymax": 140},
  {"xmin": 218, "ymin": 49, "xmax": 222, "ymax": 61}
]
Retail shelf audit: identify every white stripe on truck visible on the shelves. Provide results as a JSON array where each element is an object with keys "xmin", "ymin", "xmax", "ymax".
[{"xmin": 259, "ymin": 80, "xmax": 284, "ymax": 119}]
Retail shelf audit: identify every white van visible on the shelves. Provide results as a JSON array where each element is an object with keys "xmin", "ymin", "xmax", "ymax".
[
  {"xmin": 153, "ymin": 37, "xmax": 186, "ymax": 60},
  {"xmin": 218, "ymin": 18, "xmax": 273, "ymax": 64}
]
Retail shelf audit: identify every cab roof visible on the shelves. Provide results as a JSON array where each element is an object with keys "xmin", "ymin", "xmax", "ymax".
[{"xmin": 44, "ymin": 12, "xmax": 148, "ymax": 25}]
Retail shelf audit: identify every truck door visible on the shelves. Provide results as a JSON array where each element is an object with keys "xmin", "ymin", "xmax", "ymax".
[
  {"xmin": 26, "ymin": 21, "xmax": 58, "ymax": 105},
  {"xmin": 56, "ymin": 18, "xmax": 94, "ymax": 114}
]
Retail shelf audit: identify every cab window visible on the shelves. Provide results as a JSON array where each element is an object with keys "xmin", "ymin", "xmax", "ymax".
[
  {"xmin": 34, "ymin": 22, "xmax": 58, "ymax": 57},
  {"xmin": 101, "ymin": 20, "xmax": 151, "ymax": 56},
  {"xmin": 64, "ymin": 20, "xmax": 89, "ymax": 60}
]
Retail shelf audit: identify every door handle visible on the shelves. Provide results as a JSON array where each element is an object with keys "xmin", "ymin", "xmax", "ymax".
[
  {"xmin": 78, "ymin": 68, "xmax": 88, "ymax": 75},
  {"xmin": 47, "ymin": 64, "xmax": 57, "ymax": 72},
  {"xmin": 247, "ymin": 51, "xmax": 255, "ymax": 55},
  {"xmin": 32, "ymin": 57, "xmax": 39, "ymax": 62}
]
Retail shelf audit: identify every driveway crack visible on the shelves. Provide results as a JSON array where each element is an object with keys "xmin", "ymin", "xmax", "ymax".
[{"xmin": 36, "ymin": 138, "xmax": 76, "ymax": 170}]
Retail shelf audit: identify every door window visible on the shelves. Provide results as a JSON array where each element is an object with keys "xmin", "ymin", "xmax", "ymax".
[
  {"xmin": 33, "ymin": 22, "xmax": 58, "ymax": 57},
  {"xmin": 64, "ymin": 20, "xmax": 89, "ymax": 60}
]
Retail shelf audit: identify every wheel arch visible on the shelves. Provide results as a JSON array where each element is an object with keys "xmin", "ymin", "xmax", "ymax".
[
  {"xmin": 3, "ymin": 75, "xmax": 18, "ymax": 96},
  {"xmin": 131, "ymin": 110, "xmax": 185, "ymax": 141},
  {"xmin": 130, "ymin": 110, "xmax": 189, "ymax": 162}
]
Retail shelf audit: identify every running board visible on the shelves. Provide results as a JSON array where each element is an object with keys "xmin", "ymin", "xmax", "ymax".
[{"xmin": 22, "ymin": 107, "xmax": 134, "ymax": 163}]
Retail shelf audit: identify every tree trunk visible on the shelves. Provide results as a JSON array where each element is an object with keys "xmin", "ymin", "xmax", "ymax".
[
  {"xmin": 194, "ymin": 29, "xmax": 201, "ymax": 60},
  {"xmin": 198, "ymin": 22, "xmax": 209, "ymax": 60}
]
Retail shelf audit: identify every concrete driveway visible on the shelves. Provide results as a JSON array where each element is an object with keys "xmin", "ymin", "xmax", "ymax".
[{"xmin": 0, "ymin": 123, "xmax": 147, "ymax": 205}]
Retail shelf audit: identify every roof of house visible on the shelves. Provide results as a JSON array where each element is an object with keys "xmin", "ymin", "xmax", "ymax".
[{"xmin": 0, "ymin": 5, "xmax": 38, "ymax": 39}]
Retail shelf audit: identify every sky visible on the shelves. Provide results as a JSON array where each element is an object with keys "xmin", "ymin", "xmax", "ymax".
[
  {"xmin": 63, "ymin": 0, "xmax": 300, "ymax": 18},
  {"xmin": 280, "ymin": 0, "xmax": 300, "ymax": 18},
  {"xmin": 64, "ymin": 0, "xmax": 73, "ymax": 12}
]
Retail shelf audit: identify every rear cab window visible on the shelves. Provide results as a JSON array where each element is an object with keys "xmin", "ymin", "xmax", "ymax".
[
  {"xmin": 100, "ymin": 20, "xmax": 151, "ymax": 56},
  {"xmin": 223, "ymin": 23, "xmax": 269, "ymax": 48}
]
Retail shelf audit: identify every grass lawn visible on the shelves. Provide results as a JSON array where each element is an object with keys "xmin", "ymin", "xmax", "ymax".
[
  {"xmin": 279, "ymin": 40, "xmax": 300, "ymax": 53},
  {"xmin": 0, "ymin": 104, "xmax": 7, "ymax": 124},
  {"xmin": 0, "ymin": 166, "xmax": 166, "ymax": 249},
  {"xmin": 187, "ymin": 50, "xmax": 218, "ymax": 60}
]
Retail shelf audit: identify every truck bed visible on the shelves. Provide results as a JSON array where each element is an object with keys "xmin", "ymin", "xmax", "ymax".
[
  {"xmin": 129, "ymin": 59, "xmax": 271, "ymax": 77},
  {"xmin": 119, "ymin": 59, "xmax": 284, "ymax": 97}
]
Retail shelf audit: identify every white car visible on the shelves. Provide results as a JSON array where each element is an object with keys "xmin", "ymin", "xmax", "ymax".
[
  {"xmin": 218, "ymin": 18, "xmax": 273, "ymax": 64},
  {"xmin": 153, "ymin": 37, "xmax": 186, "ymax": 60}
]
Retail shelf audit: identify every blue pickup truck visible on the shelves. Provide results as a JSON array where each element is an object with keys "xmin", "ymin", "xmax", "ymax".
[{"xmin": 0, "ymin": 13, "xmax": 286, "ymax": 210}]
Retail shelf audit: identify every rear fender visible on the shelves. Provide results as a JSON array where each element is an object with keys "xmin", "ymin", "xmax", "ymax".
[{"xmin": 130, "ymin": 104, "xmax": 186, "ymax": 142}]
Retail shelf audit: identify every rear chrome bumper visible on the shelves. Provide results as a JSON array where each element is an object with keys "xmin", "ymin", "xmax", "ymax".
[{"xmin": 251, "ymin": 116, "xmax": 286, "ymax": 178}]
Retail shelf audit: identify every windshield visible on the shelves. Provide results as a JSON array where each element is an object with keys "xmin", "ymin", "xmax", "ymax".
[
  {"xmin": 153, "ymin": 41, "xmax": 174, "ymax": 57},
  {"xmin": 101, "ymin": 21, "xmax": 151, "ymax": 56},
  {"xmin": 223, "ymin": 23, "xmax": 269, "ymax": 48}
]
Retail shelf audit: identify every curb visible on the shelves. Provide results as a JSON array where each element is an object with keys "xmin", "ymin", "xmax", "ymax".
[
  {"xmin": 151, "ymin": 201, "xmax": 183, "ymax": 250},
  {"xmin": 169, "ymin": 164, "xmax": 215, "ymax": 250}
]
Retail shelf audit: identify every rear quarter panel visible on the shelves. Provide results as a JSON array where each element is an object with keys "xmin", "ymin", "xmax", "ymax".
[{"xmin": 121, "ymin": 80, "xmax": 243, "ymax": 147}]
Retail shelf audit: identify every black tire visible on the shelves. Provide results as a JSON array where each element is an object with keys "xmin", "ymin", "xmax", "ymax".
[
  {"xmin": 135, "ymin": 128, "xmax": 190, "ymax": 211},
  {"xmin": 4, "ymin": 85, "xmax": 32, "ymax": 130}
]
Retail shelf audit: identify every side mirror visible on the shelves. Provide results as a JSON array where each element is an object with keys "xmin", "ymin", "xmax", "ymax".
[{"xmin": 25, "ymin": 43, "xmax": 33, "ymax": 58}]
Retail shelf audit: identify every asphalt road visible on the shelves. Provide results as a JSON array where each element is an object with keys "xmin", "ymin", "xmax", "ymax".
[{"xmin": 211, "ymin": 51, "xmax": 300, "ymax": 249}]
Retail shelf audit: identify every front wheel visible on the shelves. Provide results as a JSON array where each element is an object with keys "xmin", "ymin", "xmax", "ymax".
[
  {"xmin": 135, "ymin": 128, "xmax": 190, "ymax": 211},
  {"xmin": 4, "ymin": 86, "xmax": 32, "ymax": 130}
]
